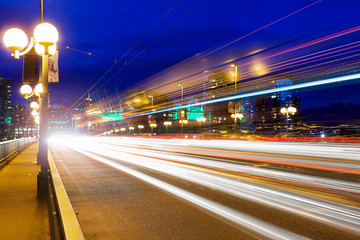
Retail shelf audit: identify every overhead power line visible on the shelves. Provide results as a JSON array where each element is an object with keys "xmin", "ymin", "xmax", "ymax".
[
  {"xmin": 134, "ymin": 0, "xmax": 324, "ymax": 90},
  {"xmin": 91, "ymin": 0, "xmax": 205, "ymax": 96},
  {"xmin": 62, "ymin": 0, "xmax": 184, "ymax": 118},
  {"xmin": 115, "ymin": 0, "xmax": 183, "ymax": 64},
  {"xmin": 59, "ymin": 44, "xmax": 116, "ymax": 62}
]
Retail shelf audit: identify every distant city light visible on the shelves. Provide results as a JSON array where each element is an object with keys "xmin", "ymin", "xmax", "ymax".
[{"xmin": 132, "ymin": 73, "xmax": 360, "ymax": 119}]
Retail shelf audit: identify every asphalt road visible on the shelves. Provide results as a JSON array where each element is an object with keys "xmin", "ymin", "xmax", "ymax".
[{"xmin": 49, "ymin": 137, "xmax": 360, "ymax": 240}]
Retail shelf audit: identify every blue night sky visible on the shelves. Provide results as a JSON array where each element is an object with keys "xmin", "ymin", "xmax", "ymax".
[{"xmin": 0, "ymin": 0, "xmax": 359, "ymax": 109}]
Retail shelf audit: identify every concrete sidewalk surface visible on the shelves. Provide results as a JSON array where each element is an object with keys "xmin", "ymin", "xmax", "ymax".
[{"xmin": 0, "ymin": 143, "xmax": 50, "ymax": 240}]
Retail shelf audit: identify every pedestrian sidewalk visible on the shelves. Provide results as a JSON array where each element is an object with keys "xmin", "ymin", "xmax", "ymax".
[{"xmin": 0, "ymin": 143, "xmax": 50, "ymax": 240}]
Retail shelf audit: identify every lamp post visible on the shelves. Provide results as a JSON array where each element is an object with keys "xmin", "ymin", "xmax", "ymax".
[
  {"xmin": 20, "ymin": 83, "xmax": 43, "ymax": 99},
  {"xmin": 230, "ymin": 62, "xmax": 238, "ymax": 92},
  {"xmin": 129, "ymin": 126, "xmax": 135, "ymax": 135},
  {"xmin": 3, "ymin": 22, "xmax": 59, "ymax": 195},
  {"xmin": 138, "ymin": 125, "xmax": 144, "ymax": 134},
  {"xmin": 178, "ymin": 83, "xmax": 185, "ymax": 134},
  {"xmin": 231, "ymin": 113, "xmax": 244, "ymax": 132},
  {"xmin": 31, "ymin": 105, "xmax": 40, "ymax": 130},
  {"xmin": 180, "ymin": 109, "xmax": 187, "ymax": 134},
  {"xmin": 150, "ymin": 123, "xmax": 157, "ymax": 135},
  {"xmin": 178, "ymin": 83, "xmax": 184, "ymax": 105},
  {"xmin": 149, "ymin": 96, "xmax": 154, "ymax": 111},
  {"xmin": 120, "ymin": 127, "xmax": 126, "ymax": 133},
  {"xmin": 30, "ymin": 101, "xmax": 40, "ymax": 109},
  {"xmin": 21, "ymin": 84, "xmax": 42, "ymax": 142},
  {"xmin": 280, "ymin": 107, "xmax": 297, "ymax": 132},
  {"xmin": 196, "ymin": 117, "xmax": 206, "ymax": 132},
  {"xmin": 164, "ymin": 121, "xmax": 172, "ymax": 135},
  {"xmin": 179, "ymin": 119, "xmax": 188, "ymax": 134}
]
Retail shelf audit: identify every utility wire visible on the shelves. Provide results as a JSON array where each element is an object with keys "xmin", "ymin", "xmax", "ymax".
[
  {"xmin": 63, "ymin": 62, "xmax": 119, "ymax": 118},
  {"xmin": 62, "ymin": 0, "xmax": 184, "ymax": 118},
  {"xmin": 134, "ymin": 0, "xmax": 324, "ymax": 90},
  {"xmin": 92, "ymin": 0, "xmax": 322, "ymax": 98},
  {"xmin": 65, "ymin": 0, "xmax": 321, "ymax": 118},
  {"xmin": 115, "ymin": 0, "xmax": 183, "ymax": 64},
  {"xmin": 59, "ymin": 44, "xmax": 116, "ymax": 62},
  {"xmin": 92, "ymin": 0, "xmax": 204, "ymax": 96}
]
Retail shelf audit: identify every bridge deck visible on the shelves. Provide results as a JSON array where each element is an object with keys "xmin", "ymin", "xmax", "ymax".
[{"xmin": 0, "ymin": 143, "xmax": 50, "ymax": 240}]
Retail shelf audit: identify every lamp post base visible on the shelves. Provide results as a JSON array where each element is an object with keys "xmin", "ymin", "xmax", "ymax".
[{"xmin": 37, "ymin": 171, "xmax": 49, "ymax": 197}]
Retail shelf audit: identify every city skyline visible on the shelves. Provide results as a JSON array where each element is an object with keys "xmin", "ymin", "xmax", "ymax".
[{"xmin": 1, "ymin": 0, "xmax": 360, "ymax": 108}]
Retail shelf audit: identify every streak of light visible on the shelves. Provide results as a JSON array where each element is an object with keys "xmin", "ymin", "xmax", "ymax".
[
  {"xmin": 140, "ymin": 0, "xmax": 324, "ymax": 85},
  {"xmin": 99, "ymin": 142, "xmax": 360, "ymax": 196},
  {"xmin": 50, "ymin": 136, "xmax": 360, "ymax": 173},
  {"xmin": 50, "ymin": 136, "xmax": 360, "ymax": 236},
  {"xmin": 73, "ymin": 147, "xmax": 310, "ymax": 240},
  {"xmin": 132, "ymin": 73, "xmax": 360, "ymax": 118}
]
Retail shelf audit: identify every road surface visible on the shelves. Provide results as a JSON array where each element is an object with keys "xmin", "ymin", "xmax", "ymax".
[{"xmin": 49, "ymin": 136, "xmax": 360, "ymax": 240}]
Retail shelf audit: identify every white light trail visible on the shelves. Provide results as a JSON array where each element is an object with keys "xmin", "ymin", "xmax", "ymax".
[
  {"xmin": 100, "ymin": 142, "xmax": 360, "ymax": 195},
  {"xmin": 57, "ymin": 138, "xmax": 360, "ymax": 236},
  {"xmin": 134, "ymin": 73, "xmax": 360, "ymax": 118},
  {"xmin": 96, "ymin": 137, "xmax": 360, "ymax": 172},
  {"xmin": 49, "ymin": 136, "xmax": 360, "ymax": 236},
  {"xmin": 73, "ymin": 147, "xmax": 309, "ymax": 240}
]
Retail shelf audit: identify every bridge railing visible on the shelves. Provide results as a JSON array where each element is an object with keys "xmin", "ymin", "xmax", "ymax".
[{"xmin": 0, "ymin": 138, "xmax": 37, "ymax": 163}]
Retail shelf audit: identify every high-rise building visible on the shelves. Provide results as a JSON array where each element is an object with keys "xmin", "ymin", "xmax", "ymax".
[
  {"xmin": 256, "ymin": 76, "xmax": 300, "ymax": 131},
  {"xmin": 0, "ymin": 75, "xmax": 12, "ymax": 140},
  {"xmin": 49, "ymin": 104, "xmax": 67, "ymax": 134},
  {"xmin": 203, "ymin": 70, "xmax": 233, "ymax": 100},
  {"xmin": 12, "ymin": 104, "xmax": 26, "ymax": 138},
  {"xmin": 202, "ymin": 70, "xmax": 234, "ymax": 129},
  {"xmin": 11, "ymin": 104, "xmax": 37, "ymax": 138},
  {"xmin": 241, "ymin": 99, "xmax": 255, "ymax": 130}
]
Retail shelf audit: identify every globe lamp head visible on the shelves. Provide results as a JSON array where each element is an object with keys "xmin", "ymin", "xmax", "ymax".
[
  {"xmin": 3, "ymin": 28, "xmax": 28, "ymax": 51},
  {"xmin": 34, "ymin": 23, "xmax": 58, "ymax": 46},
  {"xmin": 20, "ymin": 84, "xmax": 32, "ymax": 95}
]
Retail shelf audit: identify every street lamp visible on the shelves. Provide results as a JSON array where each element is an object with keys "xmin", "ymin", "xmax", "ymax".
[
  {"xmin": 3, "ymin": 22, "xmax": 59, "ymax": 195},
  {"xmin": 20, "ymin": 83, "xmax": 43, "ymax": 99},
  {"xmin": 35, "ymin": 115, "xmax": 40, "ymax": 125},
  {"xmin": 149, "ymin": 96, "xmax": 154, "ymax": 111},
  {"xmin": 196, "ymin": 117, "xmax": 206, "ymax": 132},
  {"xmin": 164, "ymin": 121, "xmax": 172, "ymax": 134},
  {"xmin": 30, "ymin": 101, "xmax": 40, "ymax": 110},
  {"xmin": 281, "ymin": 107, "xmax": 297, "ymax": 131},
  {"xmin": 231, "ymin": 113, "xmax": 244, "ymax": 132},
  {"xmin": 34, "ymin": 42, "xmax": 57, "ymax": 55},
  {"xmin": 150, "ymin": 123, "xmax": 157, "ymax": 135},
  {"xmin": 30, "ymin": 102, "xmax": 40, "ymax": 130},
  {"xmin": 138, "ymin": 125, "xmax": 144, "ymax": 134},
  {"xmin": 178, "ymin": 83, "xmax": 184, "ymax": 106},
  {"xmin": 3, "ymin": 23, "xmax": 58, "ymax": 59},
  {"xmin": 179, "ymin": 119, "xmax": 188, "ymax": 134},
  {"xmin": 230, "ymin": 62, "xmax": 238, "ymax": 91},
  {"xmin": 31, "ymin": 109, "xmax": 39, "ymax": 116},
  {"xmin": 3, "ymin": 28, "xmax": 29, "ymax": 59},
  {"xmin": 179, "ymin": 109, "xmax": 187, "ymax": 134}
]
